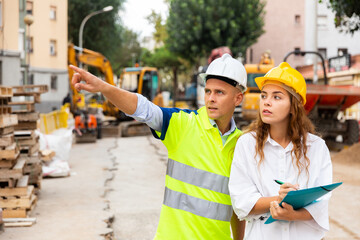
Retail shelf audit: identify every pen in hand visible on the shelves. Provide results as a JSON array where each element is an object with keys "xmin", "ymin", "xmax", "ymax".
[{"xmin": 274, "ymin": 179, "xmax": 284, "ymax": 185}]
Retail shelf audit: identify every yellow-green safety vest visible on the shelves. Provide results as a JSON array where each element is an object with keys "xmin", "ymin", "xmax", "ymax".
[{"xmin": 152, "ymin": 106, "xmax": 242, "ymax": 239}]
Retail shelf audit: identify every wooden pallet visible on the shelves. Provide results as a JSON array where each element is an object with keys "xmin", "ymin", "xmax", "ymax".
[
  {"xmin": 9, "ymin": 101, "xmax": 35, "ymax": 113},
  {"xmin": 14, "ymin": 121, "xmax": 37, "ymax": 131},
  {"xmin": 0, "ymin": 98, "xmax": 12, "ymax": 114},
  {"xmin": 40, "ymin": 149, "xmax": 55, "ymax": 162},
  {"xmin": 0, "ymin": 185, "xmax": 36, "ymax": 209},
  {"xmin": 24, "ymin": 161, "xmax": 42, "ymax": 175},
  {"xmin": 0, "ymin": 134, "xmax": 14, "ymax": 147},
  {"xmin": 0, "ymin": 126, "xmax": 14, "ymax": 135},
  {"xmin": 0, "ymin": 87, "xmax": 13, "ymax": 98},
  {"xmin": 12, "ymin": 85, "xmax": 48, "ymax": 95},
  {"xmin": 19, "ymin": 142, "xmax": 39, "ymax": 156},
  {"xmin": 19, "ymin": 154, "xmax": 40, "ymax": 164},
  {"xmin": 0, "ymin": 143, "xmax": 19, "ymax": 160},
  {"xmin": 0, "ymin": 114, "xmax": 18, "ymax": 128},
  {"xmin": 0, "ymin": 176, "xmax": 29, "ymax": 197},
  {"xmin": 2, "ymin": 198, "xmax": 37, "ymax": 218},
  {"xmin": 16, "ymin": 112, "xmax": 40, "ymax": 122},
  {"xmin": 15, "ymin": 130, "xmax": 39, "ymax": 146},
  {"xmin": 0, "ymin": 158, "xmax": 17, "ymax": 168},
  {"xmin": 3, "ymin": 217, "xmax": 36, "ymax": 227},
  {"xmin": 14, "ymin": 130, "xmax": 35, "ymax": 139},
  {"xmin": 16, "ymin": 135, "xmax": 39, "ymax": 146},
  {"xmin": 0, "ymin": 158, "xmax": 25, "ymax": 179}
]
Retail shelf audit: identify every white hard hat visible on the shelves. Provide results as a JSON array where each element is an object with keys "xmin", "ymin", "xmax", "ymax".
[{"xmin": 199, "ymin": 53, "xmax": 247, "ymax": 93}]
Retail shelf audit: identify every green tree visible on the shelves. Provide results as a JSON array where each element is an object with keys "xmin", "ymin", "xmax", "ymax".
[
  {"xmin": 146, "ymin": 10, "xmax": 168, "ymax": 47},
  {"xmin": 111, "ymin": 28, "xmax": 142, "ymax": 73},
  {"xmin": 320, "ymin": 0, "xmax": 360, "ymax": 34},
  {"xmin": 68, "ymin": 0, "xmax": 128, "ymax": 74},
  {"xmin": 142, "ymin": 46, "xmax": 185, "ymax": 106},
  {"xmin": 166, "ymin": 0, "xmax": 265, "ymax": 63}
]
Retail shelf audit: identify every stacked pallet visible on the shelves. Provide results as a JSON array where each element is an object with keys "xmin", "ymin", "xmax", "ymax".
[
  {"xmin": 0, "ymin": 85, "xmax": 47, "ymax": 225},
  {"xmin": 0, "ymin": 86, "xmax": 30, "ymax": 221},
  {"xmin": 11, "ymin": 85, "xmax": 48, "ymax": 189}
]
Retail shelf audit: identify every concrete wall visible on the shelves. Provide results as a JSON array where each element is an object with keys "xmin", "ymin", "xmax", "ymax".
[
  {"xmin": 0, "ymin": 52, "xmax": 22, "ymax": 86},
  {"xmin": 246, "ymin": 0, "xmax": 305, "ymax": 67},
  {"xmin": 30, "ymin": 66, "xmax": 69, "ymax": 113}
]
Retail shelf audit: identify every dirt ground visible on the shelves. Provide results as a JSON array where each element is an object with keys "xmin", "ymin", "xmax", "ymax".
[{"xmin": 325, "ymin": 143, "xmax": 360, "ymax": 240}]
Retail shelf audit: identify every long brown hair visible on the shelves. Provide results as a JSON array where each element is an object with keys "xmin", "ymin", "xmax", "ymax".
[{"xmin": 245, "ymin": 94, "xmax": 316, "ymax": 177}]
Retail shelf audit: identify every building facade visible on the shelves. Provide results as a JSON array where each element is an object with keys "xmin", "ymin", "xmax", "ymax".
[
  {"xmin": 0, "ymin": 0, "xmax": 68, "ymax": 112},
  {"xmin": 246, "ymin": 0, "xmax": 360, "ymax": 68}
]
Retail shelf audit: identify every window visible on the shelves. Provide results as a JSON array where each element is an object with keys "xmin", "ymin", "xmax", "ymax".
[
  {"xmin": 318, "ymin": 48, "xmax": 327, "ymax": 60},
  {"xmin": 50, "ymin": 40, "xmax": 57, "ymax": 56},
  {"xmin": 295, "ymin": 15, "xmax": 301, "ymax": 24},
  {"xmin": 26, "ymin": 36, "xmax": 33, "ymax": 53},
  {"xmin": 26, "ymin": 1, "xmax": 33, "ymax": 15},
  {"xmin": 317, "ymin": 15, "xmax": 327, "ymax": 29},
  {"xmin": 338, "ymin": 48, "xmax": 348, "ymax": 56},
  {"xmin": 51, "ymin": 75, "xmax": 58, "ymax": 90},
  {"xmin": 50, "ymin": 6, "xmax": 56, "ymax": 20},
  {"xmin": 28, "ymin": 73, "xmax": 34, "ymax": 85}
]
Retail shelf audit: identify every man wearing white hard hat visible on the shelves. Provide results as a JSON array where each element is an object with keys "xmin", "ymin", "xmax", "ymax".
[{"xmin": 70, "ymin": 53, "xmax": 247, "ymax": 240}]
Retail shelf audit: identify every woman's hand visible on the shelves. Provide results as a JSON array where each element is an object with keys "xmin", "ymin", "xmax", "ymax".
[
  {"xmin": 269, "ymin": 201, "xmax": 296, "ymax": 221},
  {"xmin": 278, "ymin": 183, "xmax": 299, "ymax": 202},
  {"xmin": 269, "ymin": 201, "xmax": 313, "ymax": 221}
]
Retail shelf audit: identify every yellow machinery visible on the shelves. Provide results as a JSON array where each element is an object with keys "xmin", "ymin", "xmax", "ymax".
[
  {"xmin": 68, "ymin": 44, "xmax": 163, "ymax": 138},
  {"xmin": 120, "ymin": 67, "xmax": 162, "ymax": 106},
  {"xmin": 68, "ymin": 43, "xmax": 119, "ymax": 117},
  {"xmin": 241, "ymin": 56, "xmax": 275, "ymax": 122}
]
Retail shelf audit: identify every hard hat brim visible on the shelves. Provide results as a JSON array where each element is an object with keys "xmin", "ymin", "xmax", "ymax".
[
  {"xmin": 200, "ymin": 73, "xmax": 247, "ymax": 93},
  {"xmin": 255, "ymin": 76, "xmax": 306, "ymax": 104}
]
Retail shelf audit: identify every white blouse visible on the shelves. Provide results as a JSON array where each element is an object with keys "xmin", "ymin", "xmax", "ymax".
[{"xmin": 229, "ymin": 132, "xmax": 333, "ymax": 240}]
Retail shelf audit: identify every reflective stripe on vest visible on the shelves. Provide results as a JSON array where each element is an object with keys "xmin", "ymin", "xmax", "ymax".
[
  {"xmin": 163, "ymin": 187, "xmax": 233, "ymax": 221},
  {"xmin": 167, "ymin": 158, "xmax": 230, "ymax": 195}
]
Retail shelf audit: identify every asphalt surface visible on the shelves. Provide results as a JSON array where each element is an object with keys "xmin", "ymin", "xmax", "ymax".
[{"xmin": 1, "ymin": 135, "xmax": 359, "ymax": 239}]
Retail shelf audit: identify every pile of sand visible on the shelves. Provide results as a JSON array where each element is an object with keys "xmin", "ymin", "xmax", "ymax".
[{"xmin": 331, "ymin": 142, "xmax": 360, "ymax": 164}]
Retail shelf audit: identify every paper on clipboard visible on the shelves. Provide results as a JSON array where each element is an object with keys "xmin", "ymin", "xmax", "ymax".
[{"xmin": 265, "ymin": 182, "xmax": 342, "ymax": 224}]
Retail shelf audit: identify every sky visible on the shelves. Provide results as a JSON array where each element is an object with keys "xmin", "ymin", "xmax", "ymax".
[{"xmin": 120, "ymin": 0, "xmax": 168, "ymax": 39}]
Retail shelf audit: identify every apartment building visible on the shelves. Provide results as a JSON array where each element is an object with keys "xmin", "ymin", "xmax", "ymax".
[
  {"xmin": 0, "ymin": 0, "xmax": 68, "ymax": 112},
  {"xmin": 246, "ymin": 0, "xmax": 360, "ymax": 68}
]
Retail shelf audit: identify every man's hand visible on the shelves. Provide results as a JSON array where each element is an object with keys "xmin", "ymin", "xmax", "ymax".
[{"xmin": 70, "ymin": 65, "xmax": 106, "ymax": 93}]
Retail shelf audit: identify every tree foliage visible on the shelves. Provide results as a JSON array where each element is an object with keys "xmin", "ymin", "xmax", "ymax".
[
  {"xmin": 146, "ymin": 10, "xmax": 168, "ymax": 47},
  {"xmin": 166, "ymin": 0, "xmax": 265, "ymax": 63},
  {"xmin": 68, "ymin": 0, "xmax": 143, "ymax": 74},
  {"xmin": 320, "ymin": 0, "xmax": 360, "ymax": 34},
  {"xmin": 68, "ymin": 0, "xmax": 123, "ymax": 56}
]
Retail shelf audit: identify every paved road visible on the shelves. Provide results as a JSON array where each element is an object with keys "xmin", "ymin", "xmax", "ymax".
[{"xmin": 1, "ymin": 135, "xmax": 359, "ymax": 239}]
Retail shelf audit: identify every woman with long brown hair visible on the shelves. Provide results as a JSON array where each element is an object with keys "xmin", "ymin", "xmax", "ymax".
[{"xmin": 229, "ymin": 62, "xmax": 333, "ymax": 240}]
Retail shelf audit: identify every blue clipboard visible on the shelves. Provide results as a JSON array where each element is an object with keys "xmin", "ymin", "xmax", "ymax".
[{"xmin": 265, "ymin": 182, "xmax": 342, "ymax": 224}]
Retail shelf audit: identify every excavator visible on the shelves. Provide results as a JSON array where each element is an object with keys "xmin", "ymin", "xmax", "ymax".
[{"xmin": 67, "ymin": 44, "xmax": 162, "ymax": 140}]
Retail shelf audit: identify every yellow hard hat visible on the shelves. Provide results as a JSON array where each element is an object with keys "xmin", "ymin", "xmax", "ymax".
[{"xmin": 255, "ymin": 62, "xmax": 307, "ymax": 105}]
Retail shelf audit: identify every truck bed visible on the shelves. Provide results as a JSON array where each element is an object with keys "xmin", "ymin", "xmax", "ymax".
[{"xmin": 305, "ymin": 84, "xmax": 360, "ymax": 113}]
